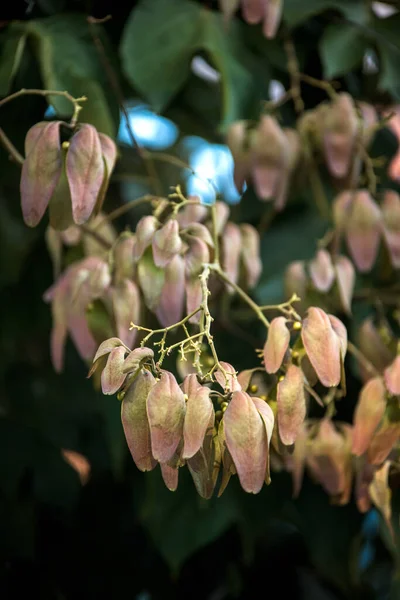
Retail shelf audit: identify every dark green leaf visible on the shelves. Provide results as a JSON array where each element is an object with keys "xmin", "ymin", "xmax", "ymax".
[
  {"xmin": 121, "ymin": 0, "xmax": 200, "ymax": 112},
  {"xmin": 121, "ymin": 0, "xmax": 260, "ymax": 127},
  {"xmin": 24, "ymin": 15, "xmax": 119, "ymax": 136},
  {"xmin": 320, "ymin": 23, "xmax": 367, "ymax": 79},
  {"xmin": 0, "ymin": 27, "xmax": 27, "ymax": 96},
  {"xmin": 283, "ymin": 0, "xmax": 368, "ymax": 28}
]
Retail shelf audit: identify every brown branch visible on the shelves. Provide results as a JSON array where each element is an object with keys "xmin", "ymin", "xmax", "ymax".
[{"xmin": 0, "ymin": 127, "xmax": 24, "ymax": 164}]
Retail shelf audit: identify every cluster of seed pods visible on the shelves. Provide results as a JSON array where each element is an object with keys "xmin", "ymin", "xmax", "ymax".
[
  {"xmin": 43, "ymin": 198, "xmax": 262, "ymax": 372},
  {"xmin": 226, "ymin": 93, "xmax": 378, "ymax": 207},
  {"xmin": 20, "ymin": 121, "xmax": 117, "ymax": 229},
  {"xmin": 90, "ymin": 306, "xmax": 352, "ymax": 497}
]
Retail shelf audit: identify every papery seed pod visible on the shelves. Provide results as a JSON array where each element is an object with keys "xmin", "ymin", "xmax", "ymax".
[
  {"xmin": 146, "ymin": 371, "xmax": 186, "ymax": 463},
  {"xmin": 368, "ymin": 415, "xmax": 400, "ymax": 465},
  {"xmin": 133, "ymin": 216, "xmax": 158, "ymax": 262},
  {"xmin": 262, "ymin": 0, "xmax": 283, "ymax": 39},
  {"xmin": 101, "ymin": 346, "xmax": 127, "ymax": 395},
  {"xmin": 111, "ymin": 279, "xmax": 140, "ymax": 348},
  {"xmin": 48, "ymin": 145, "xmax": 75, "ymax": 231},
  {"xmin": 222, "ymin": 222, "xmax": 242, "ymax": 289},
  {"xmin": 273, "ymin": 128, "xmax": 300, "ymax": 212},
  {"xmin": 223, "ymin": 390, "xmax": 267, "ymax": 493},
  {"xmin": 251, "ymin": 396, "xmax": 274, "ymax": 483},
  {"xmin": 211, "ymin": 201, "xmax": 230, "ymax": 236},
  {"xmin": 123, "ymin": 347, "xmax": 154, "ymax": 374},
  {"xmin": 333, "ymin": 190, "xmax": 353, "ymax": 231},
  {"xmin": 121, "ymin": 369, "xmax": 157, "ymax": 472},
  {"xmin": 241, "ymin": 0, "xmax": 263, "ymax": 23},
  {"xmin": 187, "ymin": 413, "xmax": 218, "ymax": 499},
  {"xmin": 357, "ymin": 318, "xmax": 393, "ymax": 378},
  {"xmin": 92, "ymin": 337, "xmax": 126, "ymax": 363},
  {"xmin": 328, "ymin": 314, "xmax": 347, "ymax": 362},
  {"xmin": 113, "ymin": 234, "xmax": 136, "ymax": 285},
  {"xmin": 334, "ymin": 255, "xmax": 355, "ymax": 315},
  {"xmin": 176, "ymin": 196, "xmax": 208, "ymax": 227},
  {"xmin": 250, "ymin": 115, "xmax": 289, "ymax": 201},
  {"xmin": 217, "ymin": 420, "xmax": 236, "ymax": 496},
  {"xmin": 369, "ymin": 461, "xmax": 393, "ymax": 536},
  {"xmin": 321, "ymin": 93, "xmax": 358, "ymax": 178},
  {"xmin": 152, "ymin": 219, "xmax": 182, "ymax": 268},
  {"xmin": 160, "ymin": 463, "xmax": 179, "ymax": 491},
  {"xmin": 384, "ymin": 356, "xmax": 400, "ymax": 396},
  {"xmin": 309, "ymin": 249, "xmax": 335, "ymax": 292},
  {"xmin": 263, "ymin": 316, "xmax": 290, "ymax": 374},
  {"xmin": 66, "ymin": 124, "xmax": 104, "ymax": 225},
  {"xmin": 352, "ymin": 377, "xmax": 386, "ymax": 456},
  {"xmin": 237, "ymin": 369, "xmax": 255, "ymax": 392},
  {"xmin": 287, "ymin": 424, "xmax": 308, "ymax": 498},
  {"xmin": 156, "ymin": 254, "xmax": 185, "ymax": 327},
  {"xmin": 345, "ymin": 190, "xmax": 382, "ymax": 272},
  {"xmin": 183, "ymin": 223, "xmax": 214, "ymax": 248},
  {"xmin": 277, "ymin": 364, "xmax": 306, "ymax": 446},
  {"xmin": 307, "ymin": 419, "xmax": 351, "ymax": 500},
  {"xmin": 185, "ymin": 237, "xmax": 209, "ymax": 280},
  {"xmin": 301, "ymin": 307, "xmax": 341, "ymax": 387},
  {"xmin": 21, "ymin": 121, "xmax": 62, "ymax": 227},
  {"xmin": 382, "ymin": 190, "xmax": 400, "ymax": 268},
  {"xmin": 82, "ymin": 214, "xmax": 117, "ymax": 259},
  {"xmin": 137, "ymin": 247, "xmax": 165, "ymax": 311},
  {"xmin": 218, "ymin": 0, "xmax": 240, "ymax": 23},
  {"xmin": 182, "ymin": 375, "xmax": 214, "ymax": 459},
  {"xmin": 62, "ymin": 449, "xmax": 91, "ymax": 485},
  {"xmin": 94, "ymin": 133, "xmax": 118, "ymax": 215},
  {"xmin": 226, "ymin": 120, "xmax": 250, "ymax": 194},
  {"xmin": 185, "ymin": 278, "xmax": 202, "ymax": 326},
  {"xmin": 284, "ymin": 261, "xmax": 307, "ymax": 310},
  {"xmin": 215, "ymin": 362, "xmax": 241, "ymax": 392},
  {"xmin": 240, "ymin": 224, "xmax": 262, "ymax": 288}
]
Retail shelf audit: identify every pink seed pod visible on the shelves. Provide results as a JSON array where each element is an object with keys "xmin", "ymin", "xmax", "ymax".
[
  {"xmin": 152, "ymin": 219, "xmax": 182, "ymax": 268},
  {"xmin": 321, "ymin": 93, "xmax": 358, "ymax": 178},
  {"xmin": 368, "ymin": 415, "xmax": 400, "ymax": 465},
  {"xmin": 113, "ymin": 234, "xmax": 136, "ymax": 285},
  {"xmin": 277, "ymin": 364, "xmax": 306, "ymax": 446},
  {"xmin": 21, "ymin": 121, "xmax": 62, "ymax": 227},
  {"xmin": 369, "ymin": 461, "xmax": 393, "ymax": 537},
  {"xmin": 121, "ymin": 369, "xmax": 157, "ymax": 472},
  {"xmin": 250, "ymin": 115, "xmax": 289, "ymax": 202},
  {"xmin": 187, "ymin": 411, "xmax": 218, "ymax": 499},
  {"xmin": 384, "ymin": 356, "xmax": 400, "ymax": 396},
  {"xmin": 176, "ymin": 196, "xmax": 208, "ymax": 228},
  {"xmin": 133, "ymin": 216, "xmax": 158, "ymax": 262},
  {"xmin": 101, "ymin": 346, "xmax": 128, "ymax": 395},
  {"xmin": 66, "ymin": 124, "xmax": 105, "ymax": 225},
  {"xmin": 301, "ymin": 307, "xmax": 342, "ymax": 387},
  {"xmin": 357, "ymin": 318, "xmax": 393, "ymax": 378},
  {"xmin": 123, "ymin": 347, "xmax": 154, "ymax": 375},
  {"xmin": 306, "ymin": 419, "xmax": 352, "ymax": 500},
  {"xmin": 155, "ymin": 254, "xmax": 185, "ymax": 327},
  {"xmin": 160, "ymin": 463, "xmax": 179, "ymax": 491},
  {"xmin": 309, "ymin": 249, "xmax": 335, "ymax": 292},
  {"xmin": 263, "ymin": 317, "xmax": 290, "ymax": 374},
  {"xmin": 334, "ymin": 255, "xmax": 355, "ymax": 315},
  {"xmin": 182, "ymin": 374, "xmax": 214, "ymax": 459},
  {"xmin": 240, "ymin": 224, "xmax": 262, "ymax": 288},
  {"xmin": 381, "ymin": 190, "xmax": 400, "ymax": 268},
  {"xmin": 223, "ymin": 390, "xmax": 268, "ymax": 494},
  {"xmin": 344, "ymin": 190, "xmax": 382, "ymax": 273},
  {"xmin": 222, "ymin": 222, "xmax": 242, "ymax": 290},
  {"xmin": 352, "ymin": 377, "xmax": 386, "ymax": 456},
  {"xmin": 110, "ymin": 279, "xmax": 141, "ymax": 348},
  {"xmin": 215, "ymin": 362, "xmax": 242, "ymax": 392},
  {"xmin": 146, "ymin": 371, "xmax": 186, "ymax": 463}
]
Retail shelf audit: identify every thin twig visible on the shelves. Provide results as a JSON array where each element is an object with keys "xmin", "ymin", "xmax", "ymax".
[
  {"xmin": 80, "ymin": 223, "xmax": 112, "ymax": 249},
  {"xmin": 283, "ymin": 37, "xmax": 304, "ymax": 114},
  {"xmin": 347, "ymin": 341, "xmax": 380, "ymax": 378},
  {"xmin": 0, "ymin": 88, "xmax": 86, "ymax": 127},
  {"xmin": 0, "ymin": 127, "xmax": 24, "ymax": 164}
]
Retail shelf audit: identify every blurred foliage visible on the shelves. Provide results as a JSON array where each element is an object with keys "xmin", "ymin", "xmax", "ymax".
[{"xmin": 1, "ymin": 0, "xmax": 400, "ymax": 598}]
